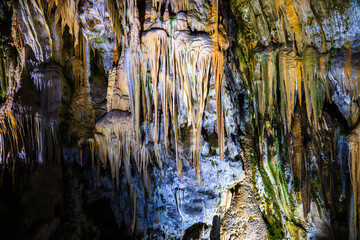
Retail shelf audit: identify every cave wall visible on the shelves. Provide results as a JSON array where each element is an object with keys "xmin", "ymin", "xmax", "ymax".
[{"xmin": 0, "ymin": 0, "xmax": 359, "ymax": 239}]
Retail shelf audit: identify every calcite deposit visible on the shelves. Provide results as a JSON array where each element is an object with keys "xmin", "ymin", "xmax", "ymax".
[{"xmin": 0, "ymin": 0, "xmax": 359, "ymax": 239}]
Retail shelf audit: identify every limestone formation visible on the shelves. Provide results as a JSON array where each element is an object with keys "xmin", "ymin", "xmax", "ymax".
[{"xmin": 0, "ymin": 0, "xmax": 359, "ymax": 239}]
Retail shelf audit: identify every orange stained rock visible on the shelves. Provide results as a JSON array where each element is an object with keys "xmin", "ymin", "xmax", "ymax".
[
  {"xmin": 48, "ymin": 0, "xmax": 80, "ymax": 46},
  {"xmin": 268, "ymin": 49, "xmax": 274, "ymax": 118},
  {"xmin": 284, "ymin": 0, "xmax": 301, "ymax": 49},
  {"xmin": 292, "ymin": 111, "xmax": 302, "ymax": 190},
  {"xmin": 344, "ymin": 40, "xmax": 357, "ymax": 100},
  {"xmin": 276, "ymin": 0, "xmax": 286, "ymax": 41},
  {"xmin": 106, "ymin": 0, "xmax": 123, "ymax": 42},
  {"xmin": 296, "ymin": 60, "xmax": 302, "ymax": 106},
  {"xmin": 0, "ymin": 111, "xmax": 27, "ymax": 169},
  {"xmin": 350, "ymin": 126, "xmax": 360, "ymax": 238},
  {"xmin": 210, "ymin": 0, "xmax": 226, "ymax": 161}
]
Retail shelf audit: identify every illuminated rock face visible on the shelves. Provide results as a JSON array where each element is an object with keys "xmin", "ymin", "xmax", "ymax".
[
  {"xmin": 0, "ymin": 0, "xmax": 359, "ymax": 239},
  {"xmin": 230, "ymin": 1, "xmax": 360, "ymax": 239}
]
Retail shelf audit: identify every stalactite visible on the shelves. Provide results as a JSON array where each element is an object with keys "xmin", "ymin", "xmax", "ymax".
[
  {"xmin": 101, "ymin": 0, "xmax": 227, "ymax": 196},
  {"xmin": 34, "ymin": 113, "xmax": 43, "ymax": 163},
  {"xmin": 309, "ymin": 2, "xmax": 331, "ymax": 105},
  {"xmin": 302, "ymin": 47, "xmax": 325, "ymax": 130},
  {"xmin": 130, "ymin": 183, "xmax": 137, "ymax": 232},
  {"xmin": 106, "ymin": 0, "xmax": 123, "ymax": 42},
  {"xmin": 94, "ymin": 110, "xmax": 154, "ymax": 196},
  {"xmin": 213, "ymin": 51, "xmax": 225, "ymax": 161},
  {"xmin": 275, "ymin": 0, "xmax": 287, "ymax": 43},
  {"xmin": 209, "ymin": 0, "xmax": 226, "ymax": 161},
  {"xmin": 255, "ymin": 47, "xmax": 278, "ymax": 120},
  {"xmin": 88, "ymin": 138, "xmax": 95, "ymax": 166},
  {"xmin": 94, "ymin": 111, "xmax": 134, "ymax": 187},
  {"xmin": 292, "ymin": 110, "xmax": 302, "ymax": 191},
  {"xmin": 2, "ymin": 0, "xmax": 360, "ymax": 238},
  {"xmin": 173, "ymin": 32, "xmax": 213, "ymax": 180},
  {"xmin": 0, "ymin": 111, "xmax": 23, "ymax": 165},
  {"xmin": 0, "ymin": 108, "xmax": 59, "ymax": 172},
  {"xmin": 253, "ymin": 45, "xmax": 331, "ymax": 132},
  {"xmin": 107, "ymin": 54, "xmax": 130, "ymax": 112},
  {"xmin": 48, "ymin": 0, "xmax": 80, "ymax": 46},
  {"xmin": 141, "ymin": 29, "xmax": 169, "ymax": 156},
  {"xmin": 279, "ymin": 45, "xmax": 297, "ymax": 130},
  {"xmin": 349, "ymin": 125, "xmax": 360, "ymax": 238},
  {"xmin": 284, "ymin": 0, "xmax": 301, "ymax": 50},
  {"xmin": 344, "ymin": 41, "xmax": 358, "ymax": 100}
]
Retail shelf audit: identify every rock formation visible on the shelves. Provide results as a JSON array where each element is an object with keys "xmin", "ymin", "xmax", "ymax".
[{"xmin": 0, "ymin": 0, "xmax": 359, "ymax": 239}]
